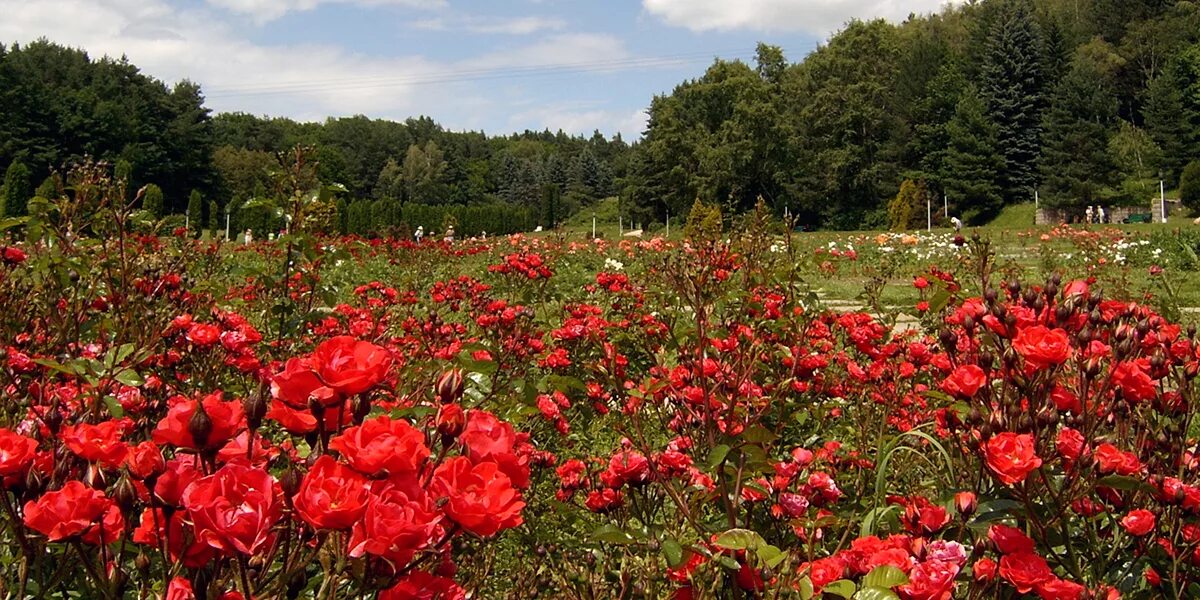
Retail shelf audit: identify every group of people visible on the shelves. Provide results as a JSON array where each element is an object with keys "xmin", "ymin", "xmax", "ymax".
[
  {"xmin": 414, "ymin": 225, "xmax": 470, "ymax": 243},
  {"xmin": 1084, "ymin": 205, "xmax": 1108, "ymax": 224}
]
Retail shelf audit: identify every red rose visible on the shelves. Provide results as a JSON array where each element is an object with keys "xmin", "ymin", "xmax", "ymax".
[
  {"xmin": 182, "ymin": 463, "xmax": 281, "ymax": 556},
  {"xmin": 329, "ymin": 415, "xmax": 430, "ymax": 477},
  {"xmin": 1055, "ymin": 428, "xmax": 1087, "ymax": 463},
  {"xmin": 1035, "ymin": 577, "xmax": 1086, "ymax": 600},
  {"xmin": 23, "ymin": 480, "xmax": 115, "ymax": 541},
  {"xmin": 152, "ymin": 392, "xmax": 245, "ymax": 450},
  {"xmin": 600, "ymin": 450, "xmax": 651, "ymax": 488},
  {"xmin": 1062, "ymin": 280, "xmax": 1088, "ymax": 299},
  {"xmin": 999, "ymin": 552, "xmax": 1053, "ymax": 593},
  {"xmin": 347, "ymin": 483, "xmax": 442, "ymax": 566},
  {"xmin": 125, "ymin": 441, "xmax": 165, "ymax": 479},
  {"xmin": 804, "ymin": 556, "xmax": 847, "ymax": 593},
  {"xmin": 186, "ymin": 323, "xmax": 221, "ymax": 346},
  {"xmin": 62, "ymin": 420, "xmax": 128, "ymax": 467},
  {"xmin": 1012, "ymin": 326, "xmax": 1071, "ymax": 369},
  {"xmin": 940, "ymin": 364, "xmax": 986, "ymax": 398},
  {"xmin": 431, "ymin": 456, "xmax": 524, "ymax": 537},
  {"xmin": 897, "ymin": 559, "xmax": 959, "ymax": 600},
  {"xmin": 166, "ymin": 577, "xmax": 195, "ymax": 600},
  {"xmin": 954, "ymin": 491, "xmax": 977, "ymax": 517},
  {"xmin": 0, "ymin": 428, "xmax": 39, "ymax": 483},
  {"xmin": 1112, "ymin": 362, "xmax": 1156, "ymax": 402},
  {"xmin": 989, "ymin": 524, "xmax": 1035, "ymax": 554},
  {"xmin": 460, "ymin": 410, "xmax": 530, "ymax": 488},
  {"xmin": 972, "ymin": 557, "xmax": 997, "ymax": 581},
  {"xmin": 311, "ymin": 336, "xmax": 393, "ymax": 396},
  {"xmin": 294, "ymin": 455, "xmax": 370, "ymax": 530},
  {"xmin": 155, "ymin": 457, "xmax": 202, "ymax": 506},
  {"xmin": 1094, "ymin": 443, "xmax": 1142, "ymax": 476},
  {"xmin": 270, "ymin": 357, "xmax": 337, "ymax": 408},
  {"xmin": 1120, "ymin": 509, "xmax": 1156, "ymax": 536},
  {"xmin": 584, "ymin": 488, "xmax": 624, "ymax": 513},
  {"xmin": 985, "ymin": 433, "xmax": 1043, "ymax": 485},
  {"xmin": 379, "ymin": 571, "xmax": 466, "ymax": 600}
]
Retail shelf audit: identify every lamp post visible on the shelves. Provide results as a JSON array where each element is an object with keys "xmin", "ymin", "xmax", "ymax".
[
  {"xmin": 225, "ymin": 204, "xmax": 232, "ymax": 241},
  {"xmin": 1161, "ymin": 173, "xmax": 1168, "ymax": 223},
  {"xmin": 592, "ymin": 211, "xmax": 596, "ymax": 239}
]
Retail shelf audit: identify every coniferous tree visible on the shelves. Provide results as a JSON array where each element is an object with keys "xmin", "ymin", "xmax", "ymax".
[
  {"xmin": 143, "ymin": 184, "xmax": 164, "ymax": 218},
  {"xmin": 34, "ymin": 175, "xmax": 57, "ymax": 201},
  {"xmin": 187, "ymin": 190, "xmax": 203, "ymax": 236},
  {"xmin": 1039, "ymin": 57, "xmax": 1120, "ymax": 207},
  {"xmin": 2, "ymin": 160, "xmax": 31, "ymax": 218},
  {"xmin": 980, "ymin": 0, "xmax": 1045, "ymax": 203},
  {"xmin": 938, "ymin": 87, "xmax": 1005, "ymax": 221},
  {"xmin": 1144, "ymin": 68, "xmax": 1196, "ymax": 186},
  {"xmin": 208, "ymin": 200, "xmax": 220, "ymax": 236}
]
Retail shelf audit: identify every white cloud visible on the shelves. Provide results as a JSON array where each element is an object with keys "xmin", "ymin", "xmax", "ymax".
[
  {"xmin": 207, "ymin": 0, "xmax": 439, "ymax": 24},
  {"xmin": 412, "ymin": 15, "xmax": 567, "ymax": 35},
  {"xmin": 508, "ymin": 104, "xmax": 648, "ymax": 139},
  {"xmin": 642, "ymin": 0, "xmax": 960, "ymax": 35},
  {"xmin": 0, "ymin": 0, "xmax": 640, "ymax": 136}
]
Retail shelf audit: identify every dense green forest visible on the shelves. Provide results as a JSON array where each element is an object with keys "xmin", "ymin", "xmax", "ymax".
[
  {"xmin": 3, "ymin": 0, "xmax": 1200, "ymax": 232},
  {"xmin": 627, "ymin": 0, "xmax": 1200, "ymax": 228}
]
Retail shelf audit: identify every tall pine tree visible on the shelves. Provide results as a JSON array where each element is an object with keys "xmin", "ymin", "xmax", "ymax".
[
  {"xmin": 1039, "ymin": 56, "xmax": 1120, "ymax": 206},
  {"xmin": 1144, "ymin": 67, "xmax": 1196, "ymax": 186},
  {"xmin": 2, "ymin": 160, "xmax": 31, "ymax": 218},
  {"xmin": 980, "ymin": 0, "xmax": 1045, "ymax": 204},
  {"xmin": 938, "ymin": 87, "xmax": 1005, "ymax": 222}
]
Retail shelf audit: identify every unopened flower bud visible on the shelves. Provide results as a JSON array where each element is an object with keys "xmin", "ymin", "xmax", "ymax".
[
  {"xmin": 437, "ymin": 403, "xmax": 465, "ymax": 441},
  {"xmin": 188, "ymin": 401, "xmax": 213, "ymax": 448},
  {"xmin": 436, "ymin": 369, "xmax": 465, "ymax": 404},
  {"xmin": 955, "ymin": 491, "xmax": 977, "ymax": 518},
  {"xmin": 243, "ymin": 393, "xmax": 267, "ymax": 430},
  {"xmin": 113, "ymin": 475, "xmax": 138, "ymax": 513}
]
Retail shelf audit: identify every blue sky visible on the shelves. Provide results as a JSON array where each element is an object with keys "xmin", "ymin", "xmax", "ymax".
[{"xmin": 0, "ymin": 0, "xmax": 954, "ymax": 138}]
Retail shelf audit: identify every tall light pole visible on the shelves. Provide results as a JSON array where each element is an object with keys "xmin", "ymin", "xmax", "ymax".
[
  {"xmin": 926, "ymin": 194, "xmax": 932, "ymax": 232},
  {"xmin": 1161, "ymin": 176, "xmax": 1168, "ymax": 223},
  {"xmin": 225, "ymin": 205, "xmax": 232, "ymax": 241},
  {"xmin": 592, "ymin": 211, "xmax": 596, "ymax": 239}
]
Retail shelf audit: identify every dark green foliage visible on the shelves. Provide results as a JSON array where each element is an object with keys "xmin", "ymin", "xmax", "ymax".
[
  {"xmin": 187, "ymin": 190, "xmax": 203, "ymax": 236},
  {"xmin": 34, "ymin": 175, "xmax": 57, "ymax": 201},
  {"xmin": 1182, "ymin": 161, "xmax": 1200, "ymax": 211},
  {"xmin": 142, "ymin": 184, "xmax": 164, "ymax": 218},
  {"xmin": 1039, "ymin": 51, "xmax": 1121, "ymax": 207},
  {"xmin": 208, "ymin": 200, "xmax": 220, "ymax": 236},
  {"xmin": 938, "ymin": 87, "xmax": 1005, "ymax": 222},
  {"xmin": 980, "ymin": 0, "xmax": 1045, "ymax": 202},
  {"xmin": 3, "ymin": 161, "xmax": 31, "ymax": 218}
]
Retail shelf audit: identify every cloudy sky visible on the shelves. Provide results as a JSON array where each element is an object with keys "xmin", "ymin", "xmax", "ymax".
[{"xmin": 0, "ymin": 0, "xmax": 954, "ymax": 138}]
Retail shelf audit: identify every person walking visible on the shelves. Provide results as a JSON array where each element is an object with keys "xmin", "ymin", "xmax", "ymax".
[
  {"xmin": 443, "ymin": 226, "xmax": 455, "ymax": 243},
  {"xmin": 414, "ymin": 226, "xmax": 424, "ymax": 243},
  {"xmin": 950, "ymin": 216, "xmax": 963, "ymax": 232},
  {"xmin": 1098, "ymin": 206, "xmax": 1106, "ymax": 224},
  {"xmin": 1085, "ymin": 206, "xmax": 1094, "ymax": 224}
]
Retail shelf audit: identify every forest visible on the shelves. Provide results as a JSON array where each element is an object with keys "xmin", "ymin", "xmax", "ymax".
[{"xmin": 3, "ymin": 0, "xmax": 1200, "ymax": 232}]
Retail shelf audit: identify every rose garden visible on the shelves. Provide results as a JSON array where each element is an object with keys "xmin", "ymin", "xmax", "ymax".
[{"xmin": 4, "ymin": 164, "xmax": 1200, "ymax": 599}]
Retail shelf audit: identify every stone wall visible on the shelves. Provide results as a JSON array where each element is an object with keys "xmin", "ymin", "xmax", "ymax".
[{"xmin": 1035, "ymin": 205, "xmax": 1142, "ymax": 226}]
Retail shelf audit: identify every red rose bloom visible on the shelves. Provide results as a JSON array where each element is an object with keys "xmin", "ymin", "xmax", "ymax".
[
  {"xmin": 804, "ymin": 556, "xmax": 847, "ymax": 593},
  {"xmin": 125, "ymin": 441, "xmax": 165, "ymax": 479},
  {"xmin": 1121, "ymin": 509, "xmax": 1156, "ymax": 536},
  {"xmin": 23, "ymin": 480, "xmax": 116, "ymax": 541},
  {"xmin": 294, "ymin": 455, "xmax": 370, "ymax": 530},
  {"xmin": 1035, "ymin": 577, "xmax": 1086, "ymax": 600},
  {"xmin": 897, "ymin": 559, "xmax": 958, "ymax": 600},
  {"xmin": 182, "ymin": 463, "xmax": 281, "ymax": 556},
  {"xmin": 940, "ymin": 365, "xmax": 986, "ymax": 398},
  {"xmin": 999, "ymin": 552, "xmax": 1053, "ymax": 593},
  {"xmin": 347, "ymin": 483, "xmax": 442, "ymax": 566},
  {"xmin": 329, "ymin": 415, "xmax": 430, "ymax": 477},
  {"xmin": 186, "ymin": 322, "xmax": 221, "ymax": 346},
  {"xmin": 1094, "ymin": 443, "xmax": 1142, "ymax": 475},
  {"xmin": 985, "ymin": 433, "xmax": 1043, "ymax": 485},
  {"xmin": 311, "ymin": 336, "xmax": 393, "ymax": 396},
  {"xmin": 1012, "ymin": 326, "xmax": 1071, "ymax": 369},
  {"xmin": 1112, "ymin": 362, "xmax": 1156, "ymax": 402},
  {"xmin": 62, "ymin": 420, "xmax": 128, "ymax": 467},
  {"xmin": 1055, "ymin": 428, "xmax": 1086, "ymax": 463},
  {"xmin": 431, "ymin": 456, "xmax": 524, "ymax": 537},
  {"xmin": 152, "ymin": 392, "xmax": 245, "ymax": 450},
  {"xmin": 0, "ymin": 428, "xmax": 39, "ymax": 483},
  {"xmin": 379, "ymin": 571, "xmax": 466, "ymax": 600},
  {"xmin": 989, "ymin": 524, "xmax": 1035, "ymax": 554},
  {"xmin": 460, "ymin": 410, "xmax": 530, "ymax": 488},
  {"xmin": 973, "ymin": 557, "xmax": 997, "ymax": 581},
  {"xmin": 270, "ymin": 357, "xmax": 337, "ymax": 408}
]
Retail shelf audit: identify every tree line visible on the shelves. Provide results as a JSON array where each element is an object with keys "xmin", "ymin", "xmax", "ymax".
[
  {"xmin": 623, "ymin": 0, "xmax": 1200, "ymax": 228},
  {"xmin": 0, "ymin": 40, "xmax": 627, "ymax": 236}
]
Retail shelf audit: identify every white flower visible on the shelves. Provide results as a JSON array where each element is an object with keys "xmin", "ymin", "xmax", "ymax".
[{"xmin": 604, "ymin": 258, "xmax": 625, "ymax": 271}]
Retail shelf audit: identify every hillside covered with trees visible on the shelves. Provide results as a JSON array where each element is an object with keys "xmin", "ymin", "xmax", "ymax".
[
  {"xmin": 625, "ymin": 0, "xmax": 1200, "ymax": 228},
  {"xmin": 3, "ymin": 0, "xmax": 1200, "ymax": 232}
]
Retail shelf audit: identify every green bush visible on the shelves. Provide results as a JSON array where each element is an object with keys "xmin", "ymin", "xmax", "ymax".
[{"xmin": 1181, "ymin": 161, "xmax": 1200, "ymax": 212}]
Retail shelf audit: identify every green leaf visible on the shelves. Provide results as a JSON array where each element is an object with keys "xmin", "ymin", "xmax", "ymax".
[
  {"xmin": 661, "ymin": 538, "xmax": 684, "ymax": 567},
  {"xmin": 969, "ymin": 499, "xmax": 1024, "ymax": 527},
  {"xmin": 102, "ymin": 396, "xmax": 125, "ymax": 419},
  {"xmin": 713, "ymin": 528, "xmax": 765, "ymax": 551},
  {"xmin": 853, "ymin": 587, "xmax": 901, "ymax": 600},
  {"xmin": 1096, "ymin": 475, "xmax": 1157, "ymax": 496},
  {"xmin": 591, "ymin": 524, "xmax": 635, "ymax": 545},
  {"xmin": 705, "ymin": 444, "xmax": 731, "ymax": 471},
  {"xmin": 114, "ymin": 370, "xmax": 145, "ymax": 387},
  {"xmin": 798, "ymin": 577, "xmax": 815, "ymax": 600},
  {"xmin": 756, "ymin": 545, "xmax": 787, "ymax": 569},
  {"xmin": 715, "ymin": 554, "xmax": 740, "ymax": 570},
  {"xmin": 862, "ymin": 565, "xmax": 908, "ymax": 589},
  {"xmin": 822, "ymin": 580, "xmax": 856, "ymax": 598}
]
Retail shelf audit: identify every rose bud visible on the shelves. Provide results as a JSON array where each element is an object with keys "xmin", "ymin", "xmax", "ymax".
[
  {"xmin": 279, "ymin": 464, "xmax": 302, "ymax": 499},
  {"xmin": 188, "ymin": 402, "xmax": 213, "ymax": 449},
  {"xmin": 243, "ymin": 393, "xmax": 267, "ymax": 430},
  {"xmin": 955, "ymin": 491, "xmax": 977, "ymax": 518},
  {"xmin": 437, "ymin": 403, "xmax": 465, "ymax": 441},
  {"xmin": 436, "ymin": 369, "xmax": 465, "ymax": 404},
  {"xmin": 113, "ymin": 475, "xmax": 138, "ymax": 513}
]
